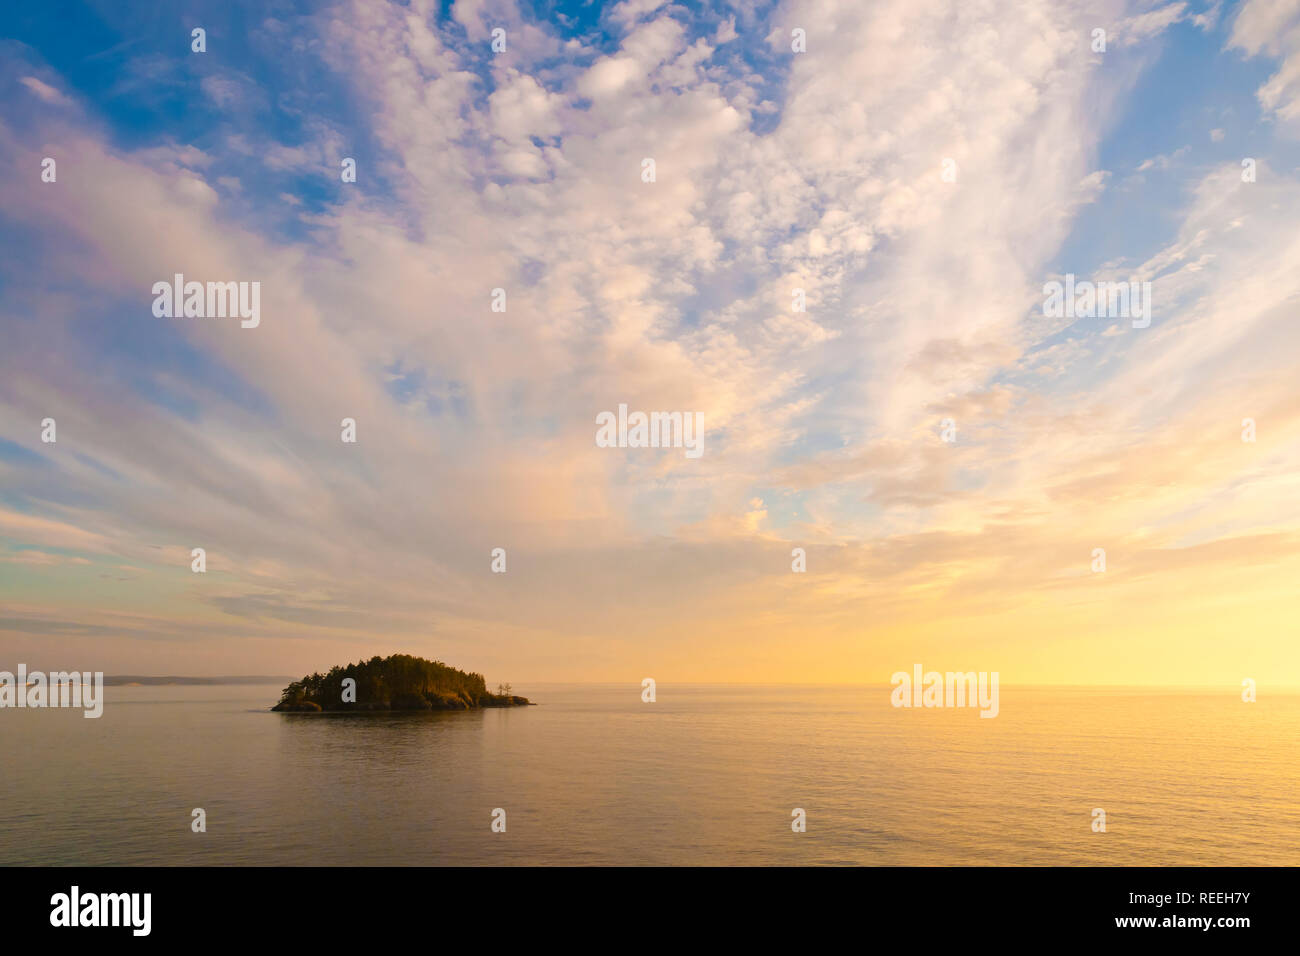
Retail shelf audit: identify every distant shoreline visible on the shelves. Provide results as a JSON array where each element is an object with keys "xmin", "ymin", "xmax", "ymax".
[{"xmin": 104, "ymin": 676, "xmax": 293, "ymax": 686}]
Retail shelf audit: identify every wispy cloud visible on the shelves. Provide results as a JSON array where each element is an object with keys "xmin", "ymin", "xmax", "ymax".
[{"xmin": 1, "ymin": 0, "xmax": 1298, "ymax": 685}]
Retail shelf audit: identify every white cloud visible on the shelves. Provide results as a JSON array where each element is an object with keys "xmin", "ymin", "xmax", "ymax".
[
  {"xmin": 18, "ymin": 75, "xmax": 74, "ymax": 107},
  {"xmin": 1230, "ymin": 0, "xmax": 1300, "ymax": 132}
]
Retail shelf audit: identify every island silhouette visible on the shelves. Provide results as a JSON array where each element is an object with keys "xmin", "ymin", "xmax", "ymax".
[{"xmin": 272, "ymin": 653, "xmax": 530, "ymax": 712}]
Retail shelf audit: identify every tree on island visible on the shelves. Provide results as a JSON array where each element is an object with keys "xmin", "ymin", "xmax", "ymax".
[{"xmin": 273, "ymin": 653, "xmax": 530, "ymax": 712}]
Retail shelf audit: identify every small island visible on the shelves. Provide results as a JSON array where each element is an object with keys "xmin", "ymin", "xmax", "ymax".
[{"xmin": 272, "ymin": 653, "xmax": 531, "ymax": 712}]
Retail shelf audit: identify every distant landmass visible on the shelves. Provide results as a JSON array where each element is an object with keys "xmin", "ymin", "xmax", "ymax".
[
  {"xmin": 106, "ymin": 675, "xmax": 292, "ymax": 686},
  {"xmin": 272, "ymin": 653, "xmax": 531, "ymax": 712}
]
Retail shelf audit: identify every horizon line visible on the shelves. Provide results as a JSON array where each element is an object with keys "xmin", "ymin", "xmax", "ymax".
[{"xmin": 92, "ymin": 676, "xmax": 1300, "ymax": 690}]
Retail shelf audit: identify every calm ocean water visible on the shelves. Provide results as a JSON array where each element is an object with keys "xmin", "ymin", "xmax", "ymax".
[{"xmin": 1, "ymin": 683, "xmax": 1296, "ymax": 866}]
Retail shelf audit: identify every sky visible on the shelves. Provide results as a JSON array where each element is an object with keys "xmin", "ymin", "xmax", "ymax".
[{"xmin": 1, "ymin": 0, "xmax": 1299, "ymax": 687}]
